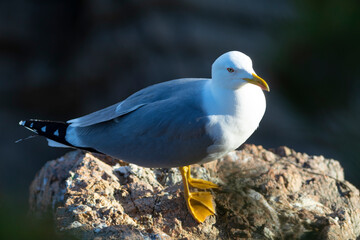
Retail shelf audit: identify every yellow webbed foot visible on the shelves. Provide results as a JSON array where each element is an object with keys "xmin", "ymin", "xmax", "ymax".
[
  {"xmin": 179, "ymin": 165, "xmax": 217, "ymax": 223},
  {"xmin": 188, "ymin": 178, "xmax": 219, "ymax": 189},
  {"xmin": 187, "ymin": 191, "xmax": 216, "ymax": 223},
  {"xmin": 183, "ymin": 165, "xmax": 219, "ymax": 189}
]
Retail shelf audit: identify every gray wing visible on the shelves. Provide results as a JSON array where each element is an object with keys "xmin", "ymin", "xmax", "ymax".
[
  {"xmin": 67, "ymin": 78, "xmax": 207, "ymax": 127},
  {"xmin": 66, "ymin": 78, "xmax": 214, "ymax": 168},
  {"xmin": 67, "ymin": 102, "xmax": 146, "ymax": 127}
]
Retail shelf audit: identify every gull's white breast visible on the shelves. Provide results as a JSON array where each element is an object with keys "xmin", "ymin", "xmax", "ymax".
[{"xmin": 201, "ymin": 82, "xmax": 266, "ymax": 162}]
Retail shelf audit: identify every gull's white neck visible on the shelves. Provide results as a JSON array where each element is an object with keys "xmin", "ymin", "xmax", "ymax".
[
  {"xmin": 205, "ymin": 82, "xmax": 242, "ymax": 115},
  {"xmin": 203, "ymin": 80, "xmax": 265, "ymax": 116},
  {"xmin": 201, "ymin": 79, "xmax": 266, "ymax": 162}
]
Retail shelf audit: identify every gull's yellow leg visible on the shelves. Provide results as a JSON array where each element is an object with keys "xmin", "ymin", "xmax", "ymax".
[
  {"xmin": 179, "ymin": 166, "xmax": 217, "ymax": 223},
  {"xmin": 186, "ymin": 165, "xmax": 219, "ymax": 189}
]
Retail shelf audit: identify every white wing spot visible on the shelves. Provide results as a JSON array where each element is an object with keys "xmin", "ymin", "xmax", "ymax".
[
  {"xmin": 41, "ymin": 126, "xmax": 46, "ymax": 132},
  {"xmin": 54, "ymin": 129, "xmax": 59, "ymax": 136}
]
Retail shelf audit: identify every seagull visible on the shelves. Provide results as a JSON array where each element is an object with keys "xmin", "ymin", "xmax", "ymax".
[{"xmin": 19, "ymin": 51, "xmax": 269, "ymax": 223}]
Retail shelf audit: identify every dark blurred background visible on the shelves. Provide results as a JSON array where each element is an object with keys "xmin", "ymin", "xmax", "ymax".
[{"xmin": 1, "ymin": 0, "xmax": 359, "ymax": 238}]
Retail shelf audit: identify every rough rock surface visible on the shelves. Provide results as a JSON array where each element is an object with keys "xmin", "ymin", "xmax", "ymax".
[{"xmin": 29, "ymin": 144, "xmax": 360, "ymax": 239}]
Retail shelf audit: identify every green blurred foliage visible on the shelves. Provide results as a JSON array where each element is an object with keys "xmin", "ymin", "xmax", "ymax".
[
  {"xmin": 276, "ymin": 0, "xmax": 360, "ymax": 114},
  {"xmin": 0, "ymin": 198, "xmax": 73, "ymax": 240},
  {"xmin": 274, "ymin": 0, "xmax": 360, "ymax": 183}
]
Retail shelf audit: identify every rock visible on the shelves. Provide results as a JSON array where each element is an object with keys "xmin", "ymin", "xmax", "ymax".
[{"xmin": 29, "ymin": 144, "xmax": 360, "ymax": 239}]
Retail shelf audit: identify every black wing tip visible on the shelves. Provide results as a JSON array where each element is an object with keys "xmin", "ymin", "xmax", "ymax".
[
  {"xmin": 18, "ymin": 119, "xmax": 102, "ymax": 154},
  {"xmin": 19, "ymin": 120, "xmax": 39, "ymax": 133},
  {"xmin": 19, "ymin": 119, "xmax": 68, "ymax": 126},
  {"xmin": 19, "ymin": 119, "xmax": 41, "ymax": 127}
]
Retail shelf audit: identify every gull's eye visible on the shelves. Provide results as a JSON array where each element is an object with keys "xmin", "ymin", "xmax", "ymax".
[{"xmin": 227, "ymin": 67, "xmax": 234, "ymax": 73}]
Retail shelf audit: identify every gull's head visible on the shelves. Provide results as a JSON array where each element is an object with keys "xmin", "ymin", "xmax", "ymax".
[{"xmin": 211, "ymin": 51, "xmax": 270, "ymax": 91}]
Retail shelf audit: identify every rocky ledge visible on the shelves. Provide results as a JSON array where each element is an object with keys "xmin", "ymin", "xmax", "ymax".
[{"xmin": 29, "ymin": 144, "xmax": 360, "ymax": 239}]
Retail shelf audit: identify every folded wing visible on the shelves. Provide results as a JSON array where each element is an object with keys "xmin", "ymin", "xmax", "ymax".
[
  {"xmin": 67, "ymin": 79, "xmax": 204, "ymax": 127},
  {"xmin": 67, "ymin": 102, "xmax": 145, "ymax": 127}
]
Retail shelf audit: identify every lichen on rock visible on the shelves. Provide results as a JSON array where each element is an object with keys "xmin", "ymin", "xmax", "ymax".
[{"xmin": 29, "ymin": 144, "xmax": 360, "ymax": 239}]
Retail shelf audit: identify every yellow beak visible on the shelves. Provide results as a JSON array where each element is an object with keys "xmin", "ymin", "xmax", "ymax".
[{"xmin": 244, "ymin": 73, "xmax": 270, "ymax": 92}]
